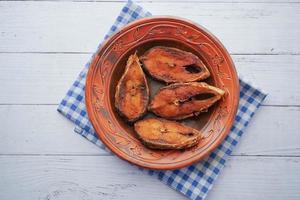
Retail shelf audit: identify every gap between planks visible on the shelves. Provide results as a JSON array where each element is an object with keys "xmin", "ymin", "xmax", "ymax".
[
  {"xmin": 1, "ymin": 0, "xmax": 300, "ymax": 3},
  {"xmin": 0, "ymin": 153, "xmax": 299, "ymax": 157},
  {"xmin": 1, "ymin": 52, "xmax": 300, "ymax": 55},
  {"xmin": 0, "ymin": 104, "xmax": 299, "ymax": 107}
]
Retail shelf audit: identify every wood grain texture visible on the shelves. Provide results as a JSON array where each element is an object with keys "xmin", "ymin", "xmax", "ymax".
[
  {"xmin": 0, "ymin": 155, "xmax": 299, "ymax": 200},
  {"xmin": 0, "ymin": 105, "xmax": 107, "ymax": 155},
  {"xmin": 0, "ymin": 105, "xmax": 299, "ymax": 156},
  {"xmin": 0, "ymin": 53, "xmax": 90, "ymax": 105},
  {"xmin": 0, "ymin": 1, "xmax": 299, "ymax": 54},
  {"xmin": 208, "ymin": 156, "xmax": 300, "ymax": 200},
  {"xmin": 0, "ymin": 54, "xmax": 299, "ymax": 105}
]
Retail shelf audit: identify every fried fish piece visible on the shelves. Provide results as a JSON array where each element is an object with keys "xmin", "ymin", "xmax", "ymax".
[
  {"xmin": 140, "ymin": 46, "xmax": 210, "ymax": 83},
  {"xmin": 115, "ymin": 53, "xmax": 150, "ymax": 122},
  {"xmin": 134, "ymin": 118, "xmax": 202, "ymax": 150},
  {"xmin": 149, "ymin": 82, "xmax": 225, "ymax": 120}
]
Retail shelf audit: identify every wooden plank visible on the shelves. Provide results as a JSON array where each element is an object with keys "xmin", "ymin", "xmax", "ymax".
[
  {"xmin": 0, "ymin": 105, "xmax": 299, "ymax": 156},
  {"xmin": 0, "ymin": 53, "xmax": 91, "ymax": 105},
  {"xmin": 233, "ymin": 106, "xmax": 300, "ymax": 156},
  {"xmin": 0, "ymin": 155, "xmax": 299, "ymax": 200},
  {"xmin": 0, "ymin": 105, "xmax": 107, "ymax": 155},
  {"xmin": 0, "ymin": 155, "xmax": 185, "ymax": 200},
  {"xmin": 233, "ymin": 55, "xmax": 300, "ymax": 106},
  {"xmin": 0, "ymin": 53, "xmax": 299, "ymax": 105},
  {"xmin": 0, "ymin": 2, "xmax": 299, "ymax": 54},
  {"xmin": 208, "ymin": 156, "xmax": 300, "ymax": 200}
]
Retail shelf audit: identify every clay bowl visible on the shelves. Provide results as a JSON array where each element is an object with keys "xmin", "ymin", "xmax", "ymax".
[{"xmin": 85, "ymin": 16, "xmax": 239, "ymax": 170}]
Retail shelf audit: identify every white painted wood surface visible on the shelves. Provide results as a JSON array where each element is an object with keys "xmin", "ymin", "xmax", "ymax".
[
  {"xmin": 1, "ymin": 156, "xmax": 300, "ymax": 200},
  {"xmin": 0, "ymin": 1, "xmax": 299, "ymax": 200},
  {"xmin": 1, "ymin": 2, "xmax": 300, "ymax": 54}
]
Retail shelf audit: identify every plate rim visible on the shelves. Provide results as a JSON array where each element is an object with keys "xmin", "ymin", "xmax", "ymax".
[{"xmin": 85, "ymin": 16, "xmax": 240, "ymax": 170}]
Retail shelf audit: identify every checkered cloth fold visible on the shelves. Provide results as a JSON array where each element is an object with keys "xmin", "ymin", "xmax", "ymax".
[{"xmin": 57, "ymin": 1, "xmax": 267, "ymax": 200}]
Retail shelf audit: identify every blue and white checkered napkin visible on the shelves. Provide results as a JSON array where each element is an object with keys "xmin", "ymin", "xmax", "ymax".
[{"xmin": 57, "ymin": 1, "xmax": 267, "ymax": 200}]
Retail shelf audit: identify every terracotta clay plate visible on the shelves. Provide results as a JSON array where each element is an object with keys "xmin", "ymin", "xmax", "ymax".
[{"xmin": 85, "ymin": 16, "xmax": 239, "ymax": 170}]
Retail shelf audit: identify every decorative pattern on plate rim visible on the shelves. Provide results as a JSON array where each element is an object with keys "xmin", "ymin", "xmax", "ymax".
[{"xmin": 86, "ymin": 17, "xmax": 239, "ymax": 169}]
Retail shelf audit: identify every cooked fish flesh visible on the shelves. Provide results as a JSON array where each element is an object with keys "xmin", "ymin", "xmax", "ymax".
[
  {"xmin": 140, "ymin": 46, "xmax": 210, "ymax": 83},
  {"xmin": 115, "ymin": 53, "xmax": 150, "ymax": 122},
  {"xmin": 149, "ymin": 82, "xmax": 225, "ymax": 120},
  {"xmin": 134, "ymin": 118, "xmax": 202, "ymax": 149}
]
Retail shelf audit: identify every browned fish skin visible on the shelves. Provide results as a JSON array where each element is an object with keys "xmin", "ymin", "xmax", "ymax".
[
  {"xmin": 134, "ymin": 118, "xmax": 202, "ymax": 150},
  {"xmin": 140, "ymin": 46, "xmax": 210, "ymax": 83},
  {"xmin": 149, "ymin": 82, "xmax": 225, "ymax": 120},
  {"xmin": 115, "ymin": 53, "xmax": 150, "ymax": 122}
]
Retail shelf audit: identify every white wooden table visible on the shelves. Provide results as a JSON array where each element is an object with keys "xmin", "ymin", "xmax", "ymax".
[{"xmin": 0, "ymin": 1, "xmax": 300, "ymax": 199}]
